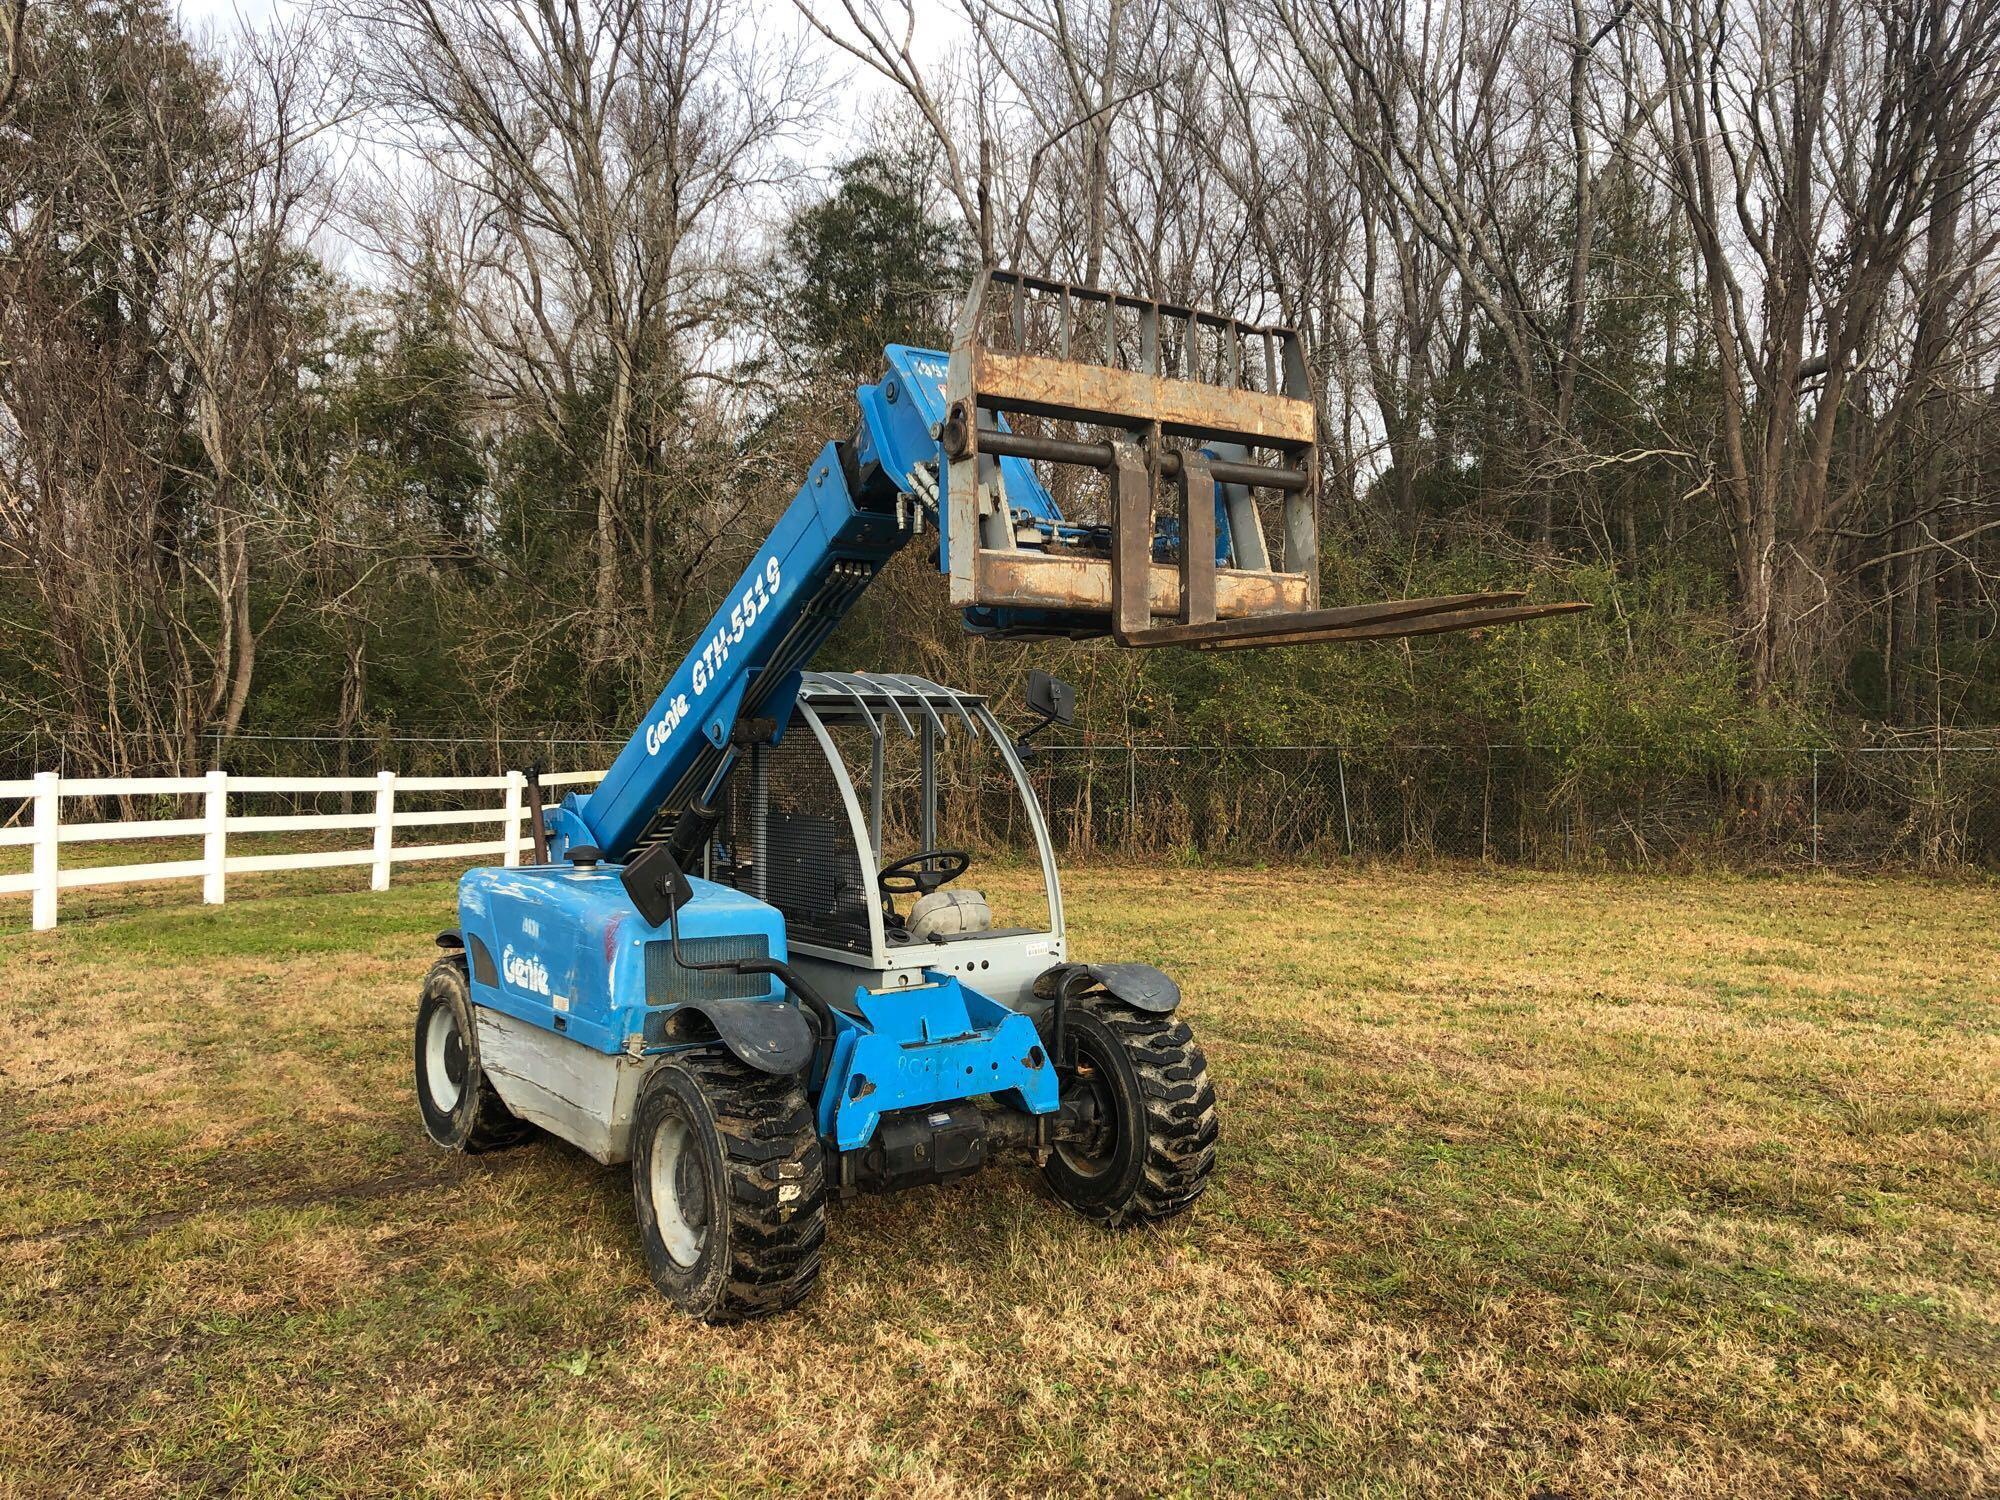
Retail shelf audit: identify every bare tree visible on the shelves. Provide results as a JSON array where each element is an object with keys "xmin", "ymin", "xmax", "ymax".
[
  {"xmin": 790, "ymin": 1, "xmax": 991, "ymax": 248},
  {"xmin": 1266, "ymin": 0, "xmax": 1636, "ymax": 543},
  {"xmin": 346, "ymin": 0, "xmax": 822, "ymax": 664},
  {"xmin": 1643, "ymin": 0, "xmax": 2000, "ymax": 693},
  {"xmin": 0, "ymin": 0, "xmax": 24, "ymax": 121},
  {"xmin": 0, "ymin": 0, "xmax": 339, "ymax": 777}
]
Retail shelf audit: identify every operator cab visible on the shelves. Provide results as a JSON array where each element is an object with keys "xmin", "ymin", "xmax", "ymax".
[{"xmin": 701, "ymin": 672, "xmax": 1066, "ymax": 1010}]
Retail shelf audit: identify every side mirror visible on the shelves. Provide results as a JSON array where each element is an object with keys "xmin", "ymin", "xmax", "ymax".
[
  {"xmin": 1026, "ymin": 670, "xmax": 1075, "ymax": 727},
  {"xmin": 621, "ymin": 841, "xmax": 694, "ymax": 929},
  {"xmin": 1016, "ymin": 671, "xmax": 1076, "ymax": 758}
]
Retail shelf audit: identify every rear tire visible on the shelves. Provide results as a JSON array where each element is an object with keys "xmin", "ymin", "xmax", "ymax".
[
  {"xmin": 1042, "ymin": 997, "xmax": 1219, "ymax": 1227},
  {"xmin": 630, "ymin": 1053, "xmax": 825, "ymax": 1322},
  {"xmin": 414, "ymin": 955, "xmax": 530, "ymax": 1153}
]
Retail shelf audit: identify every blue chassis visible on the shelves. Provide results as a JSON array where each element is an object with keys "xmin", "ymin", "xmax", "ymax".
[{"xmin": 457, "ymin": 863, "xmax": 1057, "ymax": 1152}]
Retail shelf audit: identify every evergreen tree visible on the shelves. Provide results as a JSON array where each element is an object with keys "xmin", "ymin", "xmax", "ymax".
[{"xmin": 774, "ymin": 153, "xmax": 971, "ymax": 382}]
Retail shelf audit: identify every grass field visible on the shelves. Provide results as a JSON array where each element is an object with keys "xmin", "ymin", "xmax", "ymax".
[{"xmin": 2, "ymin": 864, "xmax": 1996, "ymax": 1497}]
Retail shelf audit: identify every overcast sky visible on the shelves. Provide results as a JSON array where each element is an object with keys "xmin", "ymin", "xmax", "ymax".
[
  {"xmin": 164, "ymin": 0, "xmax": 970, "ymax": 284},
  {"xmin": 170, "ymin": 0, "xmax": 965, "ymax": 81},
  {"xmin": 176, "ymin": 0, "xmax": 292, "ymax": 32}
]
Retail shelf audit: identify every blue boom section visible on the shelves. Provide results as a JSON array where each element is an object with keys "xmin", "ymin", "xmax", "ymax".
[
  {"xmin": 553, "ymin": 440, "xmax": 909, "ymax": 865},
  {"xmin": 854, "ymin": 345, "xmax": 1069, "ymax": 558},
  {"xmin": 553, "ymin": 350, "xmax": 1072, "ymax": 864}
]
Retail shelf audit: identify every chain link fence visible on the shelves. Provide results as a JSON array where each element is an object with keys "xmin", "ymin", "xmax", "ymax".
[
  {"xmin": 4, "ymin": 730, "xmax": 1997, "ymax": 869},
  {"xmin": 1006, "ymin": 742, "xmax": 2000, "ymax": 869}
]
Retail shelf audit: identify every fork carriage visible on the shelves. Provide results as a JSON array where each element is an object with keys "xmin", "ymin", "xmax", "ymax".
[{"xmin": 937, "ymin": 267, "xmax": 1581, "ymax": 649}]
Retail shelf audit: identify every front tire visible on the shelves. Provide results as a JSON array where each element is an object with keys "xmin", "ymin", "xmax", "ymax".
[
  {"xmin": 1042, "ymin": 997, "xmax": 1219, "ymax": 1227},
  {"xmin": 414, "ymin": 956, "xmax": 530, "ymax": 1153},
  {"xmin": 630, "ymin": 1053, "xmax": 826, "ymax": 1322}
]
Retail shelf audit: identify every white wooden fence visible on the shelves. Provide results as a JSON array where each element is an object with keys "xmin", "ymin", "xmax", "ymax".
[{"xmin": 0, "ymin": 768, "xmax": 605, "ymax": 931}]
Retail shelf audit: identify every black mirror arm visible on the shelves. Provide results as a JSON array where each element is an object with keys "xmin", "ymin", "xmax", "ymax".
[
  {"xmin": 1018, "ymin": 671, "xmax": 1075, "ymax": 759},
  {"xmin": 1012, "ymin": 712, "xmax": 1059, "ymax": 759}
]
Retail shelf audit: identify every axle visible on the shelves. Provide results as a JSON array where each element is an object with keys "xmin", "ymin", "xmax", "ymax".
[{"xmin": 830, "ymin": 1092, "xmax": 1103, "ymax": 1198}]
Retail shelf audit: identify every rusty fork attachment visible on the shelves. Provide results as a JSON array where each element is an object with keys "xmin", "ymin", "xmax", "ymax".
[{"xmin": 937, "ymin": 267, "xmax": 1586, "ymax": 648}]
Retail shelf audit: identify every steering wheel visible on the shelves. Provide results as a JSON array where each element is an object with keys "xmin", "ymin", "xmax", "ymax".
[{"xmin": 877, "ymin": 848, "xmax": 971, "ymax": 897}]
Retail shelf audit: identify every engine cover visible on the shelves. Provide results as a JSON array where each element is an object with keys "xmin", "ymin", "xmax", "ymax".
[{"xmin": 456, "ymin": 862, "xmax": 790, "ymax": 1058}]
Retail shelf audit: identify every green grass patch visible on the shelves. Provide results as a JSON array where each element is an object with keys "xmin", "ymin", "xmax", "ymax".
[{"xmin": 2, "ymin": 866, "xmax": 1995, "ymax": 1495}]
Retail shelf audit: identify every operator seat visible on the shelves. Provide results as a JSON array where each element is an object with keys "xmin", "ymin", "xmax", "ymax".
[{"xmin": 905, "ymin": 889, "xmax": 992, "ymax": 941}]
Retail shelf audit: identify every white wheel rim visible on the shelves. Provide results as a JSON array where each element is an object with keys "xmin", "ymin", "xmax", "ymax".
[
  {"xmin": 648, "ymin": 1116, "xmax": 708, "ymax": 1267},
  {"xmin": 424, "ymin": 1004, "xmax": 463, "ymax": 1112}
]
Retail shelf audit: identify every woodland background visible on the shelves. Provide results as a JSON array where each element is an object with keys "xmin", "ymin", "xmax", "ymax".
[{"xmin": 3, "ymin": 0, "xmax": 1998, "ymax": 862}]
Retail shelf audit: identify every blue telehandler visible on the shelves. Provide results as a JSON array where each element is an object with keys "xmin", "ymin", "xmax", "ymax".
[{"xmin": 415, "ymin": 270, "xmax": 1583, "ymax": 1320}]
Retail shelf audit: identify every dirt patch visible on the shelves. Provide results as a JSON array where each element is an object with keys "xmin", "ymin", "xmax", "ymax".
[{"xmin": 2, "ymin": 1149, "xmax": 537, "ymax": 1248}]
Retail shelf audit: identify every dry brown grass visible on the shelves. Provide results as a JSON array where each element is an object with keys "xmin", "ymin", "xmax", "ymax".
[{"xmin": 1, "ymin": 864, "xmax": 1995, "ymax": 1497}]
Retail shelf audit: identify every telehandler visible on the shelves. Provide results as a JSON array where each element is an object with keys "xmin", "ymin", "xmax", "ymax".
[{"xmin": 416, "ymin": 270, "xmax": 1581, "ymax": 1319}]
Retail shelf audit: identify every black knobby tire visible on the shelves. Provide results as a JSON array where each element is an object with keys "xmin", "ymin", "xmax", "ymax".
[
  {"xmin": 414, "ymin": 955, "xmax": 531, "ymax": 1153},
  {"xmin": 1042, "ymin": 996, "xmax": 1219, "ymax": 1227},
  {"xmin": 630, "ymin": 1052, "xmax": 826, "ymax": 1322}
]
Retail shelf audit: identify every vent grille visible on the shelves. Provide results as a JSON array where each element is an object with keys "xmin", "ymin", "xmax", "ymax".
[
  {"xmin": 644, "ymin": 935, "xmax": 772, "ymax": 1007},
  {"xmin": 713, "ymin": 729, "xmax": 874, "ymax": 950},
  {"xmin": 467, "ymin": 934, "xmax": 498, "ymax": 987}
]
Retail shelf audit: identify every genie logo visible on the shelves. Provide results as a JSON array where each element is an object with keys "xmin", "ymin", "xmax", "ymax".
[
  {"xmin": 646, "ymin": 556, "xmax": 784, "ymax": 755},
  {"xmin": 502, "ymin": 944, "xmax": 550, "ymax": 997},
  {"xmin": 643, "ymin": 692, "xmax": 691, "ymax": 756}
]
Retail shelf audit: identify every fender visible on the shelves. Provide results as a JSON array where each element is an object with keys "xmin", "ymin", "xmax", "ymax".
[
  {"xmin": 1029, "ymin": 961, "xmax": 1181, "ymax": 1068},
  {"xmin": 1032, "ymin": 961, "xmax": 1181, "ymax": 1013},
  {"xmin": 667, "ymin": 996, "xmax": 815, "ymax": 1076}
]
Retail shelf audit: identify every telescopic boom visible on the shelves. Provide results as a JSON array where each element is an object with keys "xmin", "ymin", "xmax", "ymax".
[{"xmin": 547, "ymin": 272, "xmax": 1584, "ymax": 865}]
